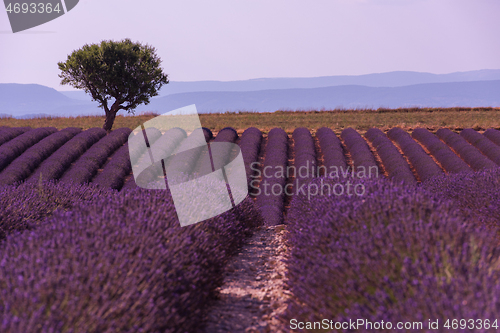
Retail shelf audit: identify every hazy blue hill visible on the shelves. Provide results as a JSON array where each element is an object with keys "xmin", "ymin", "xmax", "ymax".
[
  {"xmin": 0, "ymin": 83, "xmax": 103, "ymax": 117},
  {"xmin": 1, "ymin": 83, "xmax": 73, "ymax": 106},
  {"xmin": 132, "ymin": 80, "xmax": 500, "ymax": 113},
  {"xmin": 59, "ymin": 90, "xmax": 93, "ymax": 101},
  {"xmin": 59, "ymin": 69, "xmax": 500, "ymax": 100},
  {"xmin": 0, "ymin": 83, "xmax": 102, "ymax": 117},
  {"xmin": 153, "ymin": 69, "xmax": 500, "ymax": 96},
  {"xmin": 2, "ymin": 72, "xmax": 500, "ymax": 118}
]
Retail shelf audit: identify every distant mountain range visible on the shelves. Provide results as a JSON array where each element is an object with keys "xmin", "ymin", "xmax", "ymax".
[
  {"xmin": 1, "ymin": 70, "xmax": 500, "ymax": 118},
  {"xmin": 60, "ymin": 69, "xmax": 500, "ymax": 100},
  {"xmin": 0, "ymin": 83, "xmax": 101, "ymax": 118}
]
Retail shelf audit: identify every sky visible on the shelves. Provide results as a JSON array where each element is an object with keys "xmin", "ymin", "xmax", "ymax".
[{"xmin": 1, "ymin": 0, "xmax": 500, "ymax": 91}]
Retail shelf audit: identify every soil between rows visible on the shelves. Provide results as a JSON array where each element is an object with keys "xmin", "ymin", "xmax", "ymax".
[{"xmin": 200, "ymin": 225, "xmax": 290, "ymax": 333}]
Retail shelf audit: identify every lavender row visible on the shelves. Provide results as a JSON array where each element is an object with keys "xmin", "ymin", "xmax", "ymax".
[
  {"xmin": 422, "ymin": 168, "xmax": 500, "ymax": 227},
  {"xmin": 134, "ymin": 127, "xmax": 192, "ymax": 188},
  {"xmin": 134, "ymin": 127, "xmax": 185, "ymax": 170},
  {"xmin": 0, "ymin": 128, "xmax": 81, "ymax": 185},
  {"xmin": 316, "ymin": 127, "xmax": 347, "ymax": 174},
  {"xmin": 292, "ymin": 127, "xmax": 316, "ymax": 187},
  {"xmin": 239, "ymin": 127, "xmax": 263, "ymax": 184},
  {"xmin": 283, "ymin": 174, "xmax": 500, "ymax": 328},
  {"xmin": 0, "ymin": 127, "xmax": 57, "ymax": 172},
  {"xmin": 212, "ymin": 127, "xmax": 238, "ymax": 170},
  {"xmin": 460, "ymin": 128, "xmax": 500, "ymax": 166},
  {"xmin": 163, "ymin": 127, "xmax": 213, "ymax": 180},
  {"xmin": 436, "ymin": 128, "xmax": 497, "ymax": 171},
  {"xmin": 140, "ymin": 127, "xmax": 205, "ymax": 188},
  {"xmin": 124, "ymin": 127, "xmax": 212, "ymax": 190},
  {"xmin": 202, "ymin": 126, "xmax": 214, "ymax": 142},
  {"xmin": 127, "ymin": 127, "xmax": 186, "ymax": 190},
  {"xmin": 201, "ymin": 127, "xmax": 242, "ymax": 202},
  {"xmin": 0, "ymin": 127, "xmax": 31, "ymax": 147},
  {"xmin": 118, "ymin": 128, "xmax": 163, "ymax": 190},
  {"xmin": 387, "ymin": 127, "xmax": 443, "ymax": 181},
  {"xmin": 411, "ymin": 128, "xmax": 472, "ymax": 174},
  {"xmin": 0, "ymin": 183, "xmax": 262, "ymax": 332},
  {"xmin": 128, "ymin": 127, "xmax": 162, "ymax": 164},
  {"xmin": 255, "ymin": 128, "xmax": 289, "ymax": 225},
  {"xmin": 340, "ymin": 127, "xmax": 378, "ymax": 177},
  {"xmin": 195, "ymin": 127, "xmax": 238, "ymax": 177},
  {"xmin": 0, "ymin": 181, "xmax": 110, "ymax": 241},
  {"xmin": 59, "ymin": 128, "xmax": 131, "ymax": 185},
  {"xmin": 365, "ymin": 128, "xmax": 416, "ymax": 184},
  {"xmin": 92, "ymin": 143, "xmax": 131, "ymax": 190},
  {"xmin": 484, "ymin": 128, "xmax": 500, "ymax": 146},
  {"xmin": 27, "ymin": 128, "xmax": 106, "ymax": 182}
]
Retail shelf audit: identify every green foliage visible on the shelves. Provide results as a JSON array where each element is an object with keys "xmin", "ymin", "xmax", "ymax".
[{"xmin": 58, "ymin": 39, "xmax": 168, "ymax": 128}]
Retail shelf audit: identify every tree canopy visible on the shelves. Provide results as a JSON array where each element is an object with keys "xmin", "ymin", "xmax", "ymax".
[{"xmin": 58, "ymin": 39, "xmax": 168, "ymax": 131}]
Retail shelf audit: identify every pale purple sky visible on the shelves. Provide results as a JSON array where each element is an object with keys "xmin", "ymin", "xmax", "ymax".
[{"xmin": 1, "ymin": 0, "xmax": 499, "ymax": 91}]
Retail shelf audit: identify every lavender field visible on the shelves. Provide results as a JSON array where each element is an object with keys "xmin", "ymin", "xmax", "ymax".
[{"xmin": 1, "ymin": 124, "xmax": 500, "ymax": 332}]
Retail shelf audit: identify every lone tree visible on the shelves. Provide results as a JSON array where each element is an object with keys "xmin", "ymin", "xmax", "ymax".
[{"xmin": 58, "ymin": 39, "xmax": 168, "ymax": 131}]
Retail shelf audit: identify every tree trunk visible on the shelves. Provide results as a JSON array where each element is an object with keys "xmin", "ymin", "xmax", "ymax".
[
  {"xmin": 103, "ymin": 101, "xmax": 121, "ymax": 132},
  {"xmin": 103, "ymin": 110, "xmax": 116, "ymax": 133}
]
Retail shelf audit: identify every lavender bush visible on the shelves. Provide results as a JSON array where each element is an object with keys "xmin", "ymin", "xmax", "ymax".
[
  {"xmin": 164, "ymin": 127, "xmax": 213, "ymax": 176},
  {"xmin": 128, "ymin": 127, "xmax": 162, "ymax": 164},
  {"xmin": 125, "ymin": 128, "xmax": 212, "ymax": 190},
  {"xmin": 412, "ymin": 128, "xmax": 472, "ymax": 174},
  {"xmin": 202, "ymin": 126, "xmax": 214, "ymax": 142},
  {"xmin": 365, "ymin": 128, "xmax": 416, "ymax": 185},
  {"xmin": 0, "ymin": 180, "xmax": 109, "ymax": 240},
  {"xmin": 0, "ymin": 127, "xmax": 57, "ymax": 172},
  {"xmin": 135, "ymin": 127, "xmax": 187, "ymax": 170},
  {"xmin": 283, "ymin": 173, "xmax": 500, "ymax": 332},
  {"xmin": 92, "ymin": 143, "xmax": 132, "ymax": 190},
  {"xmin": 27, "ymin": 128, "xmax": 106, "ymax": 182},
  {"xmin": 460, "ymin": 128, "xmax": 500, "ymax": 166},
  {"xmin": 436, "ymin": 128, "xmax": 497, "ymax": 171},
  {"xmin": 212, "ymin": 127, "xmax": 238, "ymax": 170},
  {"xmin": 422, "ymin": 168, "xmax": 500, "ymax": 228},
  {"xmin": 341, "ymin": 127, "xmax": 377, "ymax": 170},
  {"xmin": 292, "ymin": 127, "xmax": 316, "ymax": 188},
  {"xmin": 0, "ymin": 128, "xmax": 81, "ymax": 185},
  {"xmin": 484, "ymin": 128, "xmax": 500, "ymax": 147},
  {"xmin": 195, "ymin": 127, "xmax": 238, "ymax": 177},
  {"xmin": 59, "ymin": 128, "xmax": 132, "ymax": 184},
  {"xmin": 316, "ymin": 127, "xmax": 347, "ymax": 173},
  {"xmin": 256, "ymin": 127, "xmax": 289, "ymax": 225},
  {"xmin": 0, "ymin": 127, "xmax": 31, "ymax": 147},
  {"xmin": 118, "ymin": 128, "xmax": 163, "ymax": 190},
  {"xmin": 387, "ymin": 127, "xmax": 443, "ymax": 181},
  {"xmin": 0, "ymin": 183, "xmax": 262, "ymax": 333},
  {"xmin": 239, "ymin": 127, "xmax": 263, "ymax": 185}
]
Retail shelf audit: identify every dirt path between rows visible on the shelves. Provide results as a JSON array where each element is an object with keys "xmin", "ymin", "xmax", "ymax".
[{"xmin": 200, "ymin": 225, "xmax": 290, "ymax": 333}]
